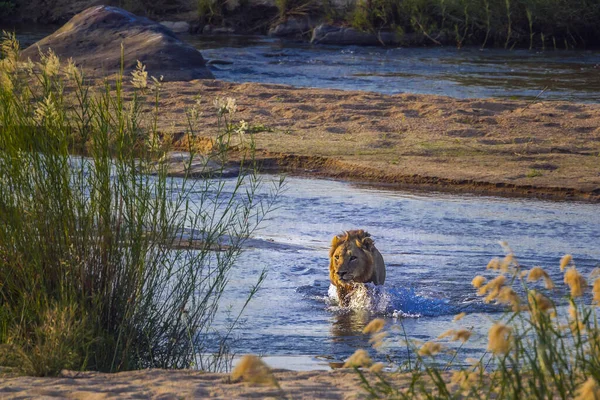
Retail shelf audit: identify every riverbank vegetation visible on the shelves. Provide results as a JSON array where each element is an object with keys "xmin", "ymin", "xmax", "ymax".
[
  {"xmin": 3, "ymin": 0, "xmax": 600, "ymax": 49},
  {"xmin": 354, "ymin": 246, "xmax": 600, "ymax": 398},
  {"xmin": 339, "ymin": 0, "xmax": 600, "ymax": 48},
  {"xmin": 0, "ymin": 34, "xmax": 281, "ymax": 375}
]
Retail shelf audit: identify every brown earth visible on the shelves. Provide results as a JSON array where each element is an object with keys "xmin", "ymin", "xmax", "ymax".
[
  {"xmin": 152, "ymin": 79, "xmax": 600, "ymax": 202},
  {"xmin": 0, "ymin": 368, "xmax": 412, "ymax": 399}
]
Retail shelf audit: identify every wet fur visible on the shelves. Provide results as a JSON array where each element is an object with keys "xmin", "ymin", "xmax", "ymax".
[{"xmin": 329, "ymin": 230, "xmax": 386, "ymax": 306}]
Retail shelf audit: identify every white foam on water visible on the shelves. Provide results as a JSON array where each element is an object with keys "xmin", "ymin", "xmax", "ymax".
[{"xmin": 327, "ymin": 283, "xmax": 421, "ymax": 318}]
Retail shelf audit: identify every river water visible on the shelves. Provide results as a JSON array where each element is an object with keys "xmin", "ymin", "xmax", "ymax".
[
  {"xmin": 8, "ymin": 25, "xmax": 600, "ymax": 102},
  {"xmin": 206, "ymin": 175, "xmax": 600, "ymax": 370}
]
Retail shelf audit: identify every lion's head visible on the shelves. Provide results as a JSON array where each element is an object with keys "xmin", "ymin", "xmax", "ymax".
[{"xmin": 329, "ymin": 230, "xmax": 376, "ymax": 290}]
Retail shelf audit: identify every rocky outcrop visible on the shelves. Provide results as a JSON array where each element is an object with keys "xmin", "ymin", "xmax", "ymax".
[
  {"xmin": 159, "ymin": 21, "xmax": 190, "ymax": 33},
  {"xmin": 21, "ymin": 6, "xmax": 214, "ymax": 81},
  {"xmin": 310, "ymin": 24, "xmax": 402, "ymax": 46},
  {"xmin": 268, "ymin": 17, "xmax": 313, "ymax": 38}
]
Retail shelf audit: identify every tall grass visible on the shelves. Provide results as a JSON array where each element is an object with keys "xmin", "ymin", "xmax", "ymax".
[
  {"xmin": 344, "ymin": 0, "xmax": 600, "ymax": 48},
  {"xmin": 0, "ymin": 33, "xmax": 282, "ymax": 376},
  {"xmin": 356, "ymin": 244, "xmax": 600, "ymax": 398}
]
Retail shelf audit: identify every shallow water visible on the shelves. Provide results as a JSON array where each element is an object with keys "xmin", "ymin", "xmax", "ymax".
[
  {"xmin": 8, "ymin": 25, "xmax": 600, "ymax": 102},
  {"xmin": 199, "ymin": 176, "xmax": 600, "ymax": 370}
]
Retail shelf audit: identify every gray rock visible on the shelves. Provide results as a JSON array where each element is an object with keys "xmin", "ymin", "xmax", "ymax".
[
  {"xmin": 159, "ymin": 21, "xmax": 190, "ymax": 33},
  {"xmin": 21, "ymin": 6, "xmax": 214, "ymax": 81},
  {"xmin": 311, "ymin": 24, "xmax": 401, "ymax": 46},
  {"xmin": 268, "ymin": 17, "xmax": 311, "ymax": 38}
]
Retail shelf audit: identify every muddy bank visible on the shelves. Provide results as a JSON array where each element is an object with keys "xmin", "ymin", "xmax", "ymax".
[{"xmin": 151, "ymin": 80, "xmax": 600, "ymax": 202}]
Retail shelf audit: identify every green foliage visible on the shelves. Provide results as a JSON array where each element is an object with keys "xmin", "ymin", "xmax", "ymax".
[
  {"xmin": 0, "ymin": 33, "xmax": 281, "ymax": 375},
  {"xmin": 275, "ymin": 0, "xmax": 319, "ymax": 19},
  {"xmin": 341, "ymin": 0, "xmax": 600, "ymax": 48},
  {"xmin": 0, "ymin": 1, "xmax": 15, "ymax": 17}
]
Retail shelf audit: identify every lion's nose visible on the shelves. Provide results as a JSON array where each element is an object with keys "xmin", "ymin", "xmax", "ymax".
[{"xmin": 337, "ymin": 271, "xmax": 347, "ymax": 279}]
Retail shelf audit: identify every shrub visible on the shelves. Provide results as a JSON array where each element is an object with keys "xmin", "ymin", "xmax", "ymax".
[
  {"xmin": 0, "ymin": 33, "xmax": 281, "ymax": 375},
  {"xmin": 357, "ymin": 244, "xmax": 600, "ymax": 398}
]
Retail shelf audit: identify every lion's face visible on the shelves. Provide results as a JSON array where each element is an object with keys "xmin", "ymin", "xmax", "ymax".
[{"xmin": 329, "ymin": 234, "xmax": 374, "ymax": 286}]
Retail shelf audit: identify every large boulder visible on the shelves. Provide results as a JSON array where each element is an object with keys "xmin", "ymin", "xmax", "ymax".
[
  {"xmin": 310, "ymin": 24, "xmax": 401, "ymax": 46},
  {"xmin": 21, "ymin": 6, "xmax": 214, "ymax": 81}
]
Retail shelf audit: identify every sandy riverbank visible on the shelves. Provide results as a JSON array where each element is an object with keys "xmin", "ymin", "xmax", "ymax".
[
  {"xmin": 154, "ymin": 79, "xmax": 600, "ymax": 202},
  {"xmin": 0, "ymin": 368, "xmax": 417, "ymax": 399}
]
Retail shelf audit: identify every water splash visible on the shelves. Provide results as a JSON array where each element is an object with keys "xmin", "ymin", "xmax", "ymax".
[{"xmin": 326, "ymin": 283, "xmax": 455, "ymax": 317}]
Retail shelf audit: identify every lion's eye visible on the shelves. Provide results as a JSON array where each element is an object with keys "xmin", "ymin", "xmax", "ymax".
[
  {"xmin": 350, "ymin": 256, "xmax": 357, "ymax": 261},
  {"xmin": 334, "ymin": 255, "xmax": 339, "ymax": 260}
]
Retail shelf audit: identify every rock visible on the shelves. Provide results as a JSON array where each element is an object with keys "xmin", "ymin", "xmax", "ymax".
[
  {"xmin": 21, "ymin": 6, "xmax": 214, "ymax": 81},
  {"xmin": 268, "ymin": 17, "xmax": 312, "ymax": 38},
  {"xmin": 159, "ymin": 21, "xmax": 190, "ymax": 33},
  {"xmin": 310, "ymin": 24, "xmax": 401, "ymax": 46}
]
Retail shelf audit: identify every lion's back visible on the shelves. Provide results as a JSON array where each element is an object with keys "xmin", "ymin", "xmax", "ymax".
[{"xmin": 370, "ymin": 246, "xmax": 386, "ymax": 285}]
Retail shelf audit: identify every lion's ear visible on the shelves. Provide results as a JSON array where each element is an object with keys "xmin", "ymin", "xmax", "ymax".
[{"xmin": 361, "ymin": 237, "xmax": 374, "ymax": 251}]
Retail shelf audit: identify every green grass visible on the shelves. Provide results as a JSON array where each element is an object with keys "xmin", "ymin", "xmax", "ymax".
[
  {"xmin": 0, "ymin": 33, "xmax": 282, "ymax": 376},
  {"xmin": 343, "ymin": 0, "xmax": 600, "ymax": 48},
  {"xmin": 356, "ymin": 246, "xmax": 600, "ymax": 398}
]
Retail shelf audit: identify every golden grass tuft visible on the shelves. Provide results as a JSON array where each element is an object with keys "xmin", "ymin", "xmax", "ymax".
[
  {"xmin": 363, "ymin": 318, "xmax": 385, "ymax": 334},
  {"xmin": 471, "ymin": 276, "xmax": 486, "ymax": 288},
  {"xmin": 575, "ymin": 377, "xmax": 600, "ymax": 400},
  {"xmin": 418, "ymin": 342, "xmax": 443, "ymax": 357},
  {"xmin": 564, "ymin": 267, "xmax": 587, "ymax": 298},
  {"xmin": 594, "ymin": 279, "xmax": 600, "ymax": 304},
  {"xmin": 369, "ymin": 362, "xmax": 385, "ymax": 373},
  {"xmin": 344, "ymin": 349, "xmax": 373, "ymax": 368},
  {"xmin": 487, "ymin": 323, "xmax": 512, "ymax": 355},
  {"xmin": 231, "ymin": 355, "xmax": 278, "ymax": 386},
  {"xmin": 560, "ymin": 254, "xmax": 573, "ymax": 271},
  {"xmin": 453, "ymin": 312, "xmax": 466, "ymax": 321},
  {"xmin": 497, "ymin": 286, "xmax": 520, "ymax": 311}
]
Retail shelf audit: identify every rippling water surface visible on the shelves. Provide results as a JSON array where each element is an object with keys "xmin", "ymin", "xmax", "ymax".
[
  {"xmin": 9, "ymin": 25, "xmax": 600, "ymax": 102},
  {"xmin": 199, "ymin": 176, "xmax": 600, "ymax": 369},
  {"xmin": 184, "ymin": 35, "xmax": 600, "ymax": 102}
]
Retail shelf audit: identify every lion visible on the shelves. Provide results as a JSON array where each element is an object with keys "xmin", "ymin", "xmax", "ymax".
[{"xmin": 328, "ymin": 230, "xmax": 386, "ymax": 306}]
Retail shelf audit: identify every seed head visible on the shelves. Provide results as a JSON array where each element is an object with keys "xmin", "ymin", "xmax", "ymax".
[
  {"xmin": 369, "ymin": 362, "xmax": 385, "ymax": 373},
  {"xmin": 472, "ymin": 276, "xmax": 486, "ymax": 289},
  {"xmin": 418, "ymin": 342, "xmax": 442, "ymax": 357},
  {"xmin": 363, "ymin": 318, "xmax": 385, "ymax": 334},
  {"xmin": 560, "ymin": 254, "xmax": 573, "ymax": 271},
  {"xmin": 231, "ymin": 355, "xmax": 277, "ymax": 386},
  {"xmin": 131, "ymin": 60, "xmax": 148, "ymax": 89},
  {"xmin": 564, "ymin": 267, "xmax": 587, "ymax": 298},
  {"xmin": 343, "ymin": 349, "xmax": 372, "ymax": 368},
  {"xmin": 487, "ymin": 323, "xmax": 512, "ymax": 355},
  {"xmin": 453, "ymin": 312, "xmax": 466, "ymax": 321}
]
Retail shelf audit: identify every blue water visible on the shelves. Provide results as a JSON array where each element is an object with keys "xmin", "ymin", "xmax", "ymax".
[
  {"xmin": 186, "ymin": 35, "xmax": 600, "ymax": 102},
  {"xmin": 204, "ymin": 176, "xmax": 600, "ymax": 369},
  {"xmin": 9, "ymin": 24, "xmax": 600, "ymax": 102}
]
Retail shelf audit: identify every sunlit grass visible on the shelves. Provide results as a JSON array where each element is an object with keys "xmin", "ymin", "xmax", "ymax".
[
  {"xmin": 0, "ymin": 32, "xmax": 282, "ymax": 376},
  {"xmin": 355, "ymin": 243, "xmax": 600, "ymax": 398}
]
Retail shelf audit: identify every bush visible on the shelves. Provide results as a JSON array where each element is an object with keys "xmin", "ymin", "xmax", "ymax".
[
  {"xmin": 357, "ymin": 245, "xmax": 600, "ymax": 398},
  {"xmin": 0, "ymin": 33, "xmax": 281, "ymax": 375}
]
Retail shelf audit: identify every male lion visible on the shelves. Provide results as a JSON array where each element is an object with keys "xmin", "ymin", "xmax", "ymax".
[{"xmin": 329, "ymin": 230, "xmax": 386, "ymax": 306}]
